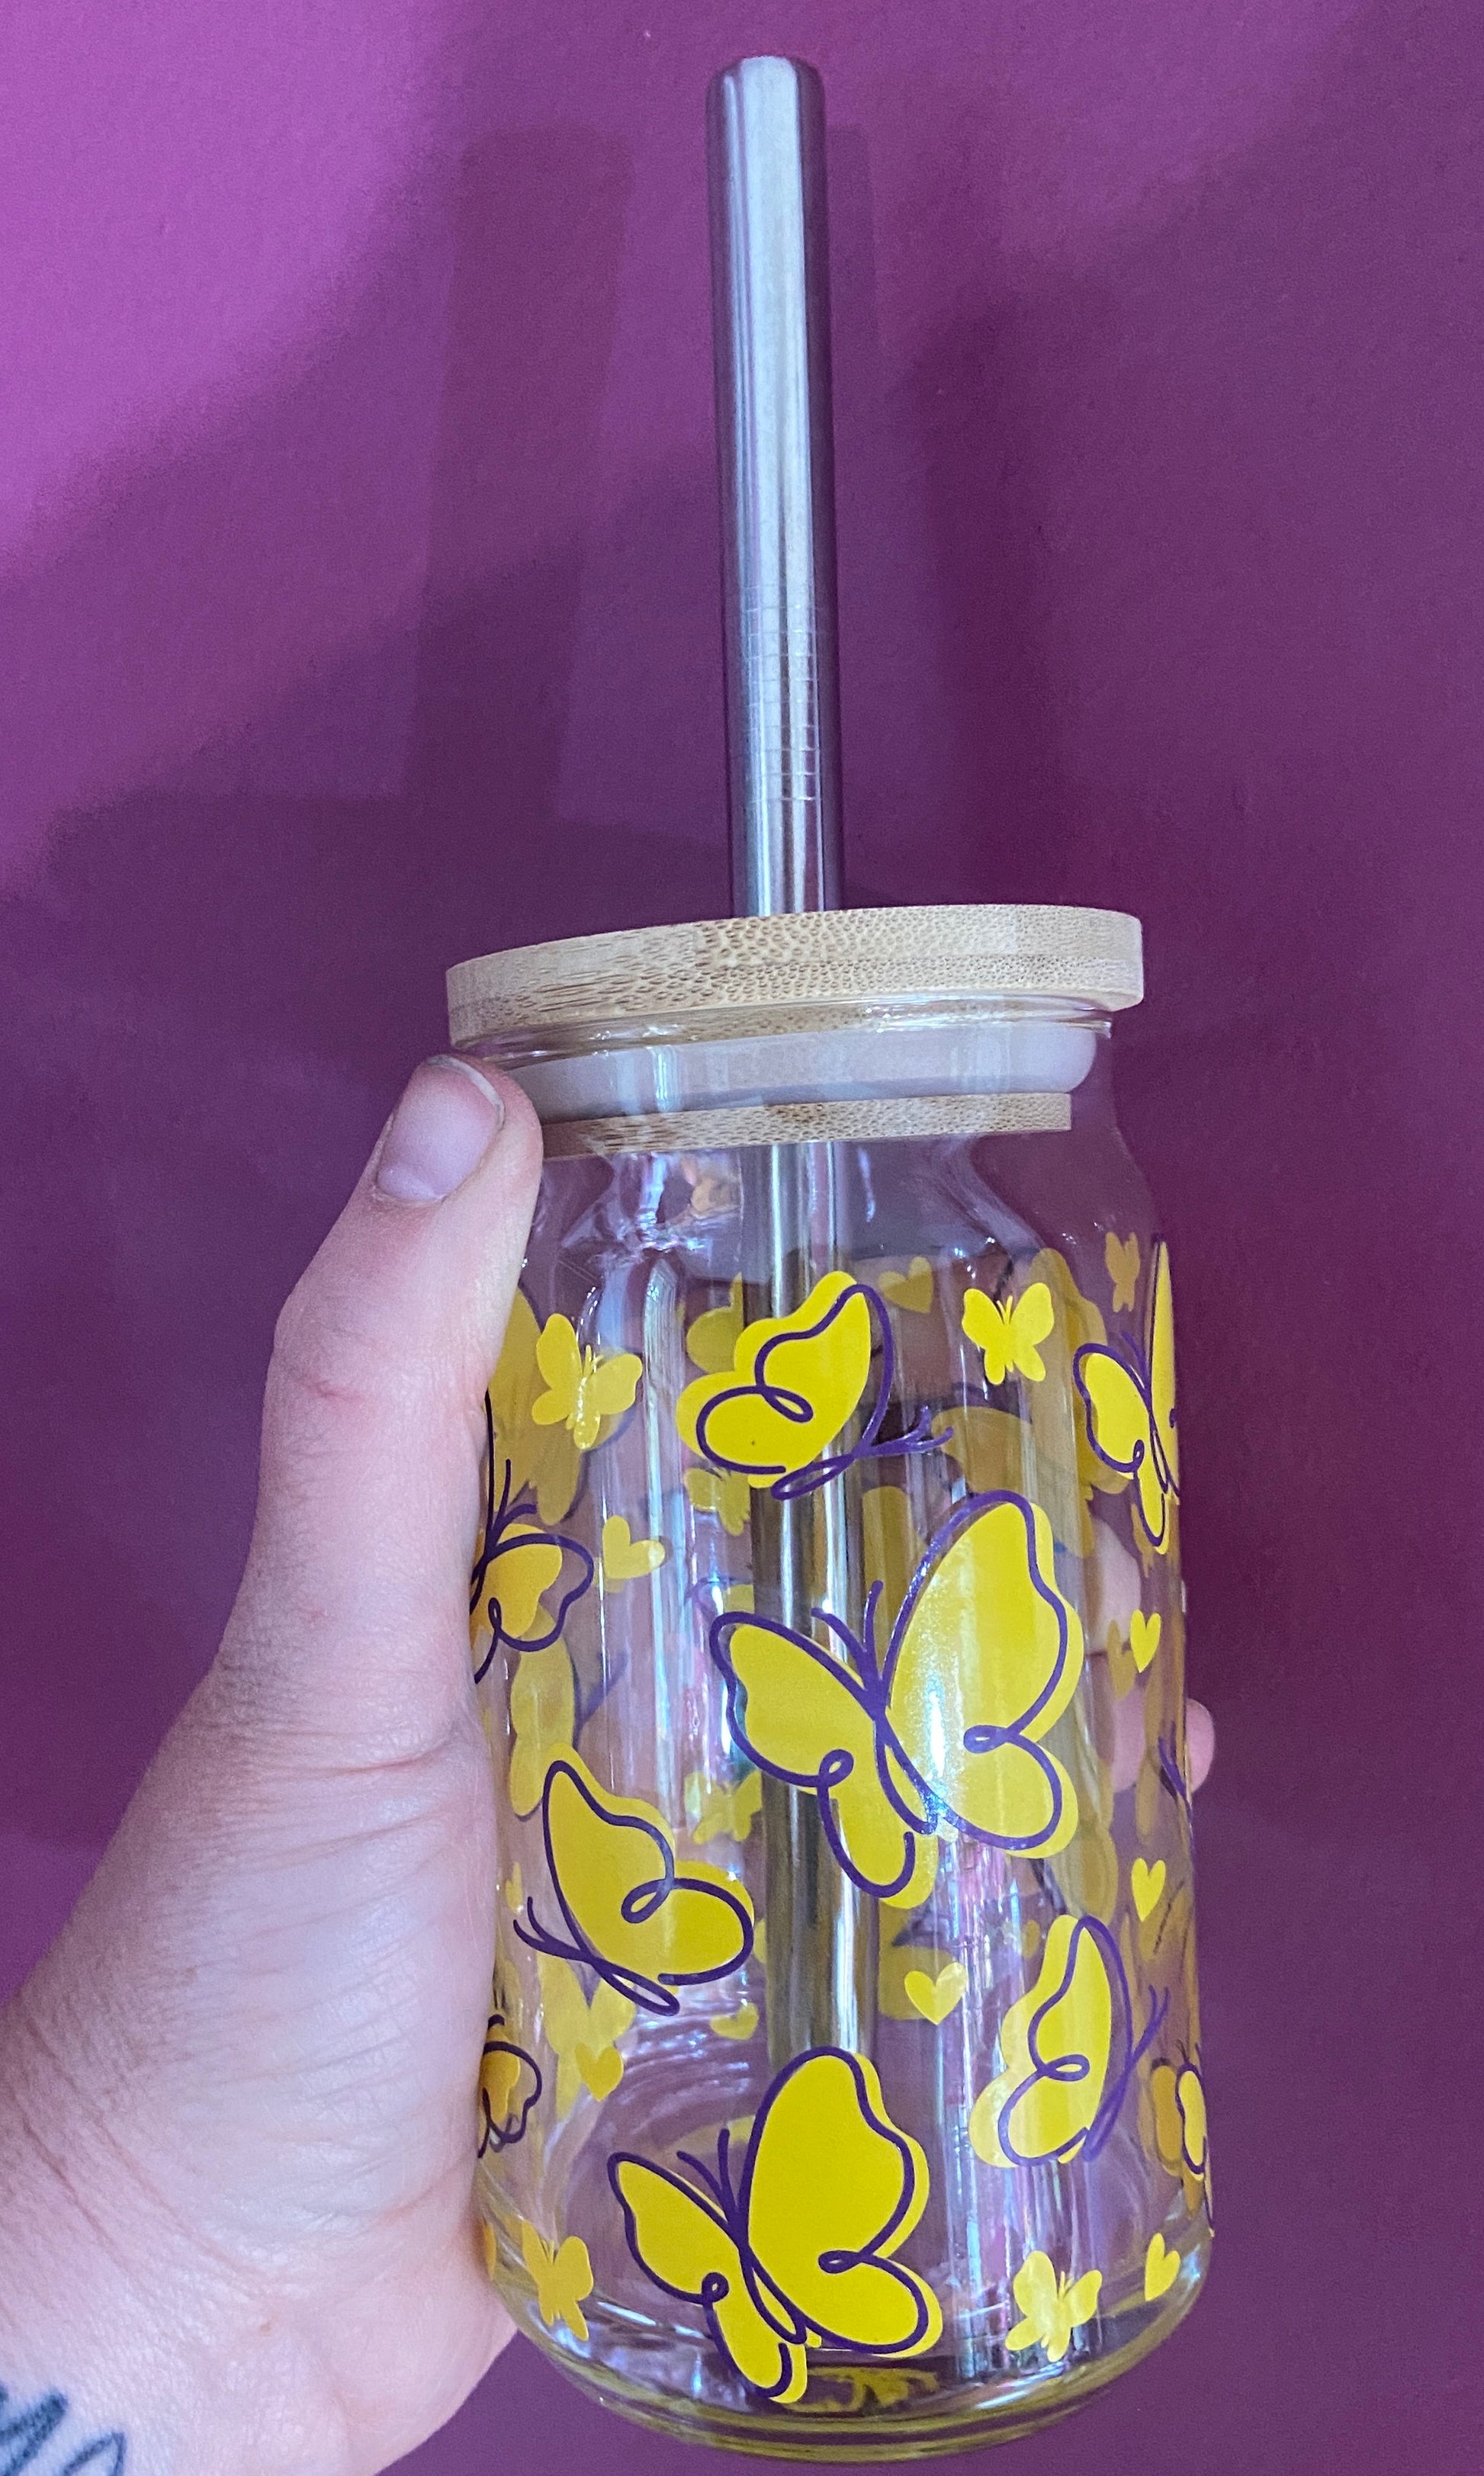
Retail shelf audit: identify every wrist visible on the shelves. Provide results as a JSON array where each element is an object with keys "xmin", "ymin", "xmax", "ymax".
[{"xmin": 0, "ymin": 1986, "xmax": 348, "ymax": 2476}]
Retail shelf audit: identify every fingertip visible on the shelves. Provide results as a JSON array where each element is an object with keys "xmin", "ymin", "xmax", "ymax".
[
  {"xmin": 371, "ymin": 1058, "xmax": 538, "ymax": 1206},
  {"xmin": 1187, "ymin": 1699, "xmax": 1216, "ymax": 1792}
]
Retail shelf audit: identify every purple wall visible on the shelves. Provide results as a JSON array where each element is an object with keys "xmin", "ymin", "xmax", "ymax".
[{"xmin": 2, "ymin": 2, "xmax": 1479, "ymax": 2468}]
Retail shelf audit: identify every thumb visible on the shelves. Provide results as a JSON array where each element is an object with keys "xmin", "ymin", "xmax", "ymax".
[{"xmin": 219, "ymin": 1055, "xmax": 544, "ymax": 1756}]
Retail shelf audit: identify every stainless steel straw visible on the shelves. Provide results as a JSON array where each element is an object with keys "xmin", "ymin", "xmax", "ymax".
[{"xmin": 707, "ymin": 56, "xmax": 875, "ymax": 2062}]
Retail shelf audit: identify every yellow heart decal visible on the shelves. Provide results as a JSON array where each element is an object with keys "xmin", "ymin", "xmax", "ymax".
[
  {"xmin": 1144, "ymin": 2231, "xmax": 1180, "ymax": 2301},
  {"xmin": 602, "ymin": 1514, "xmax": 667, "ymax": 1586},
  {"xmin": 708, "ymin": 2002, "xmax": 760, "ymax": 2041},
  {"xmin": 904, "ymin": 1962, "xmax": 968, "ymax": 2025},
  {"xmin": 1131, "ymin": 1857, "xmax": 1166, "ymax": 1921},
  {"xmin": 575, "ymin": 2041, "xmax": 624, "ymax": 2101},
  {"xmin": 1129, "ymin": 1609, "xmax": 1162, "ymax": 1673},
  {"xmin": 879, "ymin": 1257, "xmax": 935, "ymax": 1315}
]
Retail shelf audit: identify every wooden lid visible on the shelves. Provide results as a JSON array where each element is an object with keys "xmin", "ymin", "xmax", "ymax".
[{"xmin": 448, "ymin": 904, "xmax": 1142, "ymax": 1045}]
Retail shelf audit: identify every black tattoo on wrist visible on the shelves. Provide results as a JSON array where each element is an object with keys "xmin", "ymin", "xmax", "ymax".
[{"xmin": 0, "ymin": 2384, "xmax": 125, "ymax": 2474}]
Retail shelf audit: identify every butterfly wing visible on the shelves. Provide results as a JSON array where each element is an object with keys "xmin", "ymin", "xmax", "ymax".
[
  {"xmin": 531, "ymin": 1315, "xmax": 583, "ymax": 1427},
  {"xmin": 609, "ymin": 2156, "xmax": 805, "ymax": 2402},
  {"xmin": 969, "ymin": 1916, "xmax": 1116, "ymax": 2168},
  {"xmin": 962, "ymin": 1288, "xmax": 1013, "ymax": 1386},
  {"xmin": 1148, "ymin": 1240, "xmax": 1179, "ymax": 1499},
  {"xmin": 587, "ymin": 1349, "xmax": 644, "ymax": 1425},
  {"xmin": 710, "ymin": 1616, "xmax": 925, "ymax": 1896},
  {"xmin": 544, "ymin": 1755, "xmax": 753, "ymax": 2002},
  {"xmin": 886, "ymin": 1496, "xmax": 1084, "ymax": 1856},
  {"xmin": 676, "ymin": 1272, "xmax": 874, "ymax": 1482},
  {"xmin": 508, "ymin": 1643, "xmax": 576, "ymax": 1818},
  {"xmin": 484, "ymin": 1522, "xmax": 566, "ymax": 1645},
  {"xmin": 744, "ymin": 2050, "xmax": 942, "ymax": 2360},
  {"xmin": 1074, "ymin": 1341, "xmax": 1169, "ymax": 1549},
  {"xmin": 1009, "ymin": 1281, "xmax": 1055, "ymax": 1380}
]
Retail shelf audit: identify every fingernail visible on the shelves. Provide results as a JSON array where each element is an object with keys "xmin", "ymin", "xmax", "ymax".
[{"xmin": 374, "ymin": 1058, "xmax": 505, "ymax": 1203}]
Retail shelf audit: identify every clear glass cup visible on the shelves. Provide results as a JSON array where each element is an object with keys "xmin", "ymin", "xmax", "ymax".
[{"xmin": 452, "ymin": 907, "xmax": 1209, "ymax": 2458}]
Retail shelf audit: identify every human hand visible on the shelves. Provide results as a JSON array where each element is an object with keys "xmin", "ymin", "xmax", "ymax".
[
  {"xmin": 0, "ymin": 1057, "xmax": 542, "ymax": 2475},
  {"xmin": 0, "ymin": 1053, "xmax": 1214, "ymax": 2476}
]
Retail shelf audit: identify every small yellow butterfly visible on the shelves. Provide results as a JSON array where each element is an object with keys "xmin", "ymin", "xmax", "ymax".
[
  {"xmin": 519, "ymin": 2218, "xmax": 593, "ymax": 2342},
  {"xmin": 684, "ymin": 1463, "xmax": 753, "ymax": 1537},
  {"xmin": 601, "ymin": 1514, "xmax": 666, "ymax": 1586},
  {"xmin": 518, "ymin": 1752, "xmax": 755, "ymax": 2013},
  {"xmin": 1130, "ymin": 1609, "xmax": 1162, "ymax": 1672},
  {"xmin": 1144, "ymin": 2231, "xmax": 1181, "ymax": 2301},
  {"xmin": 1131, "ymin": 1857, "xmax": 1166, "ymax": 1922},
  {"xmin": 1106, "ymin": 1231, "xmax": 1141, "ymax": 1314},
  {"xmin": 535, "ymin": 1951, "xmax": 634, "ymax": 2119},
  {"xmin": 507, "ymin": 1640, "xmax": 576, "ymax": 1819},
  {"xmin": 531, "ymin": 1315, "xmax": 643, "ymax": 1452},
  {"xmin": 485, "ymin": 1290, "xmax": 583, "ymax": 1524},
  {"xmin": 903, "ymin": 1962, "xmax": 968, "ymax": 2025},
  {"xmin": 709, "ymin": 2001, "xmax": 759, "ymax": 2040},
  {"xmin": 685, "ymin": 1767, "xmax": 763, "ymax": 1846},
  {"xmin": 1007, "ymin": 2252, "xmax": 1103, "ymax": 2362},
  {"xmin": 686, "ymin": 1275, "xmax": 745, "ymax": 1374},
  {"xmin": 711, "ymin": 1494, "xmax": 1085, "ymax": 1897},
  {"xmin": 878, "ymin": 1257, "xmax": 935, "ymax": 1314},
  {"xmin": 961, "ymin": 1280, "xmax": 1055, "ymax": 1386},
  {"xmin": 609, "ymin": 2048, "xmax": 941, "ymax": 2402},
  {"xmin": 1074, "ymin": 1238, "xmax": 1179, "ymax": 1553}
]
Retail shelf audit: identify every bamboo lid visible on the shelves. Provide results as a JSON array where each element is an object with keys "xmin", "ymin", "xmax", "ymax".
[{"xmin": 448, "ymin": 904, "xmax": 1142, "ymax": 1046}]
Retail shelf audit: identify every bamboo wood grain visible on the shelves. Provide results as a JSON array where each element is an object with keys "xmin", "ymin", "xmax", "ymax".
[
  {"xmin": 540, "ymin": 1091, "xmax": 1071, "ymax": 1158},
  {"xmin": 448, "ymin": 904, "xmax": 1142, "ymax": 1045}
]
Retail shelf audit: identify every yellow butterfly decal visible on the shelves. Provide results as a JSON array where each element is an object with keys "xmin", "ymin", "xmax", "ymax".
[
  {"xmin": 1006, "ymin": 2251, "xmax": 1103, "ymax": 2362},
  {"xmin": 961, "ymin": 1280, "xmax": 1055, "ymax": 1386},
  {"xmin": 600, "ymin": 1514, "xmax": 667, "ymax": 1586},
  {"xmin": 686, "ymin": 1275, "xmax": 746, "ymax": 1374},
  {"xmin": 609, "ymin": 2047, "xmax": 942, "ymax": 2404},
  {"xmin": 478, "ymin": 2006, "xmax": 543, "ymax": 2154},
  {"xmin": 678, "ymin": 1273, "xmax": 931, "ymax": 1499},
  {"xmin": 519, "ymin": 2219, "xmax": 594, "ymax": 2343},
  {"xmin": 969, "ymin": 1915, "xmax": 1165, "ymax": 2169},
  {"xmin": 710, "ymin": 1493, "xmax": 1085, "ymax": 1898},
  {"xmin": 535, "ymin": 1950, "xmax": 634, "ymax": 2118},
  {"xmin": 507, "ymin": 1640, "xmax": 577, "ymax": 1819},
  {"xmin": 1105, "ymin": 1230, "xmax": 1141, "ymax": 1314},
  {"xmin": 684, "ymin": 1463, "xmax": 753, "ymax": 1537},
  {"xmin": 531, "ymin": 1313, "xmax": 643, "ymax": 1453},
  {"xmin": 516, "ymin": 1752, "xmax": 754, "ymax": 2013},
  {"xmin": 471, "ymin": 1395, "xmax": 595, "ymax": 1682},
  {"xmin": 877, "ymin": 1256, "xmax": 935, "ymax": 1314},
  {"xmin": 484, "ymin": 1289, "xmax": 584, "ymax": 1524},
  {"xmin": 1074, "ymin": 1237, "xmax": 1179, "ymax": 1552},
  {"xmin": 1152, "ymin": 2054, "xmax": 1212, "ymax": 2220},
  {"xmin": 685, "ymin": 1766, "xmax": 763, "ymax": 1846}
]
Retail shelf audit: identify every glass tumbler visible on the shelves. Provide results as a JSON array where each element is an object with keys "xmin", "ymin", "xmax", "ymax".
[{"xmin": 448, "ymin": 904, "xmax": 1210, "ymax": 2458}]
